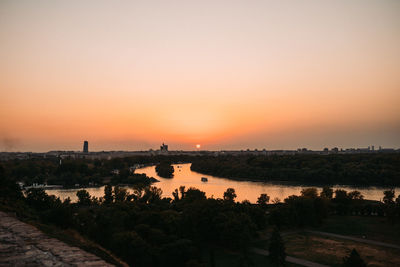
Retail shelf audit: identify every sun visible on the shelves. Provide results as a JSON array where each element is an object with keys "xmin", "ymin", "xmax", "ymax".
[{"xmin": 196, "ymin": 144, "xmax": 201, "ymax": 149}]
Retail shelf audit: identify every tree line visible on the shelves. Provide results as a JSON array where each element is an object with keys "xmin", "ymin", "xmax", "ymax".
[
  {"xmin": 190, "ymin": 153, "xmax": 400, "ymax": 186},
  {"xmin": 0, "ymin": 156, "xmax": 170, "ymax": 188},
  {"xmin": 3, "ymin": 153, "xmax": 399, "ymax": 187}
]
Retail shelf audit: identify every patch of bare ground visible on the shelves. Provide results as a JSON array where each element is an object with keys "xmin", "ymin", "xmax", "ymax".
[{"xmin": 284, "ymin": 233, "xmax": 400, "ymax": 267}]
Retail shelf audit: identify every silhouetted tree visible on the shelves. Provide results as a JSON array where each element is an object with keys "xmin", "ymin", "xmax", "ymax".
[
  {"xmin": 104, "ymin": 184, "xmax": 113, "ymax": 204},
  {"xmin": 184, "ymin": 187, "xmax": 206, "ymax": 202},
  {"xmin": 142, "ymin": 186, "xmax": 163, "ymax": 204},
  {"xmin": 172, "ymin": 188, "xmax": 180, "ymax": 201},
  {"xmin": 179, "ymin": 186, "xmax": 186, "ymax": 199},
  {"xmin": 0, "ymin": 175, "xmax": 23, "ymax": 202},
  {"xmin": 301, "ymin": 188, "xmax": 318, "ymax": 198},
  {"xmin": 320, "ymin": 186, "xmax": 333, "ymax": 199},
  {"xmin": 343, "ymin": 249, "xmax": 366, "ymax": 267},
  {"xmin": 272, "ymin": 197, "xmax": 281, "ymax": 204},
  {"xmin": 382, "ymin": 189, "xmax": 397, "ymax": 223},
  {"xmin": 383, "ymin": 189, "xmax": 395, "ymax": 204},
  {"xmin": 223, "ymin": 188, "xmax": 237, "ymax": 202},
  {"xmin": 113, "ymin": 186, "xmax": 128, "ymax": 202},
  {"xmin": 130, "ymin": 185, "xmax": 145, "ymax": 201},
  {"xmin": 76, "ymin": 189, "xmax": 91, "ymax": 205},
  {"xmin": 334, "ymin": 189, "xmax": 350, "ymax": 215},
  {"xmin": 26, "ymin": 188, "xmax": 52, "ymax": 210},
  {"xmin": 257, "ymin": 193, "xmax": 270, "ymax": 208},
  {"xmin": 335, "ymin": 189, "xmax": 348, "ymax": 200},
  {"xmin": 348, "ymin": 191, "xmax": 364, "ymax": 200},
  {"xmin": 269, "ymin": 227, "xmax": 286, "ymax": 266}
]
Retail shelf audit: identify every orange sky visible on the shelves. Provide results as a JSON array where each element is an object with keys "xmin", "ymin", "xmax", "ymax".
[{"xmin": 1, "ymin": 0, "xmax": 399, "ymax": 152}]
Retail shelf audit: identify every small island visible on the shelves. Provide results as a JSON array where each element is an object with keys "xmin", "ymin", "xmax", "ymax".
[{"xmin": 155, "ymin": 162, "xmax": 174, "ymax": 178}]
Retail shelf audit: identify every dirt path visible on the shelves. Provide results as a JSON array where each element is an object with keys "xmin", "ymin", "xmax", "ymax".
[
  {"xmin": 0, "ymin": 211, "xmax": 114, "ymax": 266},
  {"xmin": 305, "ymin": 230, "xmax": 400, "ymax": 250},
  {"xmin": 250, "ymin": 247, "xmax": 330, "ymax": 267}
]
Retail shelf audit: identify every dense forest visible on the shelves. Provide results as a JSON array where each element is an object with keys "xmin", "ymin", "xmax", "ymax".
[
  {"xmin": 0, "ymin": 155, "xmax": 188, "ymax": 188},
  {"xmin": 190, "ymin": 153, "xmax": 400, "ymax": 186}
]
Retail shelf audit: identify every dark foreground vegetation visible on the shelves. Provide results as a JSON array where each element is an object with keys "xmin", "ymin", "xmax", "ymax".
[
  {"xmin": 1, "ymin": 154, "xmax": 400, "ymax": 266},
  {"xmin": 191, "ymin": 153, "xmax": 400, "ymax": 186},
  {"xmin": 2, "ymin": 158, "xmax": 400, "ymax": 266}
]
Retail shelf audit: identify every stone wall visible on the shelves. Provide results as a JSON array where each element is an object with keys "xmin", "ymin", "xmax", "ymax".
[{"xmin": 0, "ymin": 211, "xmax": 114, "ymax": 266}]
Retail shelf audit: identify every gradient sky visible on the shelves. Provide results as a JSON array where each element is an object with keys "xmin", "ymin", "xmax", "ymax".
[{"xmin": 1, "ymin": 0, "xmax": 399, "ymax": 152}]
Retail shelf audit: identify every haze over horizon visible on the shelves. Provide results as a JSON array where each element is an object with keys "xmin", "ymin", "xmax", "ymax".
[{"xmin": 1, "ymin": 0, "xmax": 400, "ymax": 152}]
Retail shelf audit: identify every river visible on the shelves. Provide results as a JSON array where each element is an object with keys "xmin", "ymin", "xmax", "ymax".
[{"xmin": 46, "ymin": 163, "xmax": 398, "ymax": 203}]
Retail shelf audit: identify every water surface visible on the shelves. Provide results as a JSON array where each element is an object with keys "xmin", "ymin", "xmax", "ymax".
[{"xmin": 47, "ymin": 163, "xmax": 397, "ymax": 202}]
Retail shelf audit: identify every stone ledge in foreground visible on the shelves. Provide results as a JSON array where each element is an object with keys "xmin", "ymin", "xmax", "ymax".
[{"xmin": 0, "ymin": 211, "xmax": 114, "ymax": 267}]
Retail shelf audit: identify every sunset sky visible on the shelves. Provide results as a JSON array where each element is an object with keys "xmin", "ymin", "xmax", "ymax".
[{"xmin": 1, "ymin": 0, "xmax": 399, "ymax": 152}]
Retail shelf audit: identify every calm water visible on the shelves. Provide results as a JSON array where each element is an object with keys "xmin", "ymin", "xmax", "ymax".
[{"xmin": 47, "ymin": 163, "xmax": 398, "ymax": 203}]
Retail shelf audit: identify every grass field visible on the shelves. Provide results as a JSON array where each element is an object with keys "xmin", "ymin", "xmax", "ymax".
[
  {"xmin": 284, "ymin": 232, "xmax": 400, "ymax": 267},
  {"xmin": 252, "ymin": 215, "xmax": 400, "ymax": 267},
  {"xmin": 201, "ymin": 247, "xmax": 300, "ymax": 267},
  {"xmin": 312, "ymin": 215, "xmax": 400, "ymax": 245}
]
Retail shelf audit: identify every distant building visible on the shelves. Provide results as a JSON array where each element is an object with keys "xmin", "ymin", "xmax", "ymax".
[
  {"xmin": 298, "ymin": 148, "xmax": 308, "ymax": 153},
  {"xmin": 160, "ymin": 143, "xmax": 168, "ymax": 152},
  {"xmin": 83, "ymin": 141, "xmax": 89, "ymax": 153},
  {"xmin": 331, "ymin": 147, "xmax": 339, "ymax": 153}
]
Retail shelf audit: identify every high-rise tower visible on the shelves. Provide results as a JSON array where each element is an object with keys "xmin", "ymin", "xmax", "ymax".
[
  {"xmin": 83, "ymin": 141, "xmax": 89, "ymax": 153},
  {"xmin": 160, "ymin": 143, "xmax": 168, "ymax": 152}
]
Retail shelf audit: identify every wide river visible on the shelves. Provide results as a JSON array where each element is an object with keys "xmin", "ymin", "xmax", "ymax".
[{"xmin": 47, "ymin": 163, "xmax": 398, "ymax": 203}]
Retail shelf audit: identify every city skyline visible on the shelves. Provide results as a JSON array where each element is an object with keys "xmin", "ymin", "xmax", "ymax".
[
  {"xmin": 1, "ymin": 140, "xmax": 398, "ymax": 154},
  {"xmin": 1, "ymin": 0, "xmax": 400, "ymax": 152}
]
